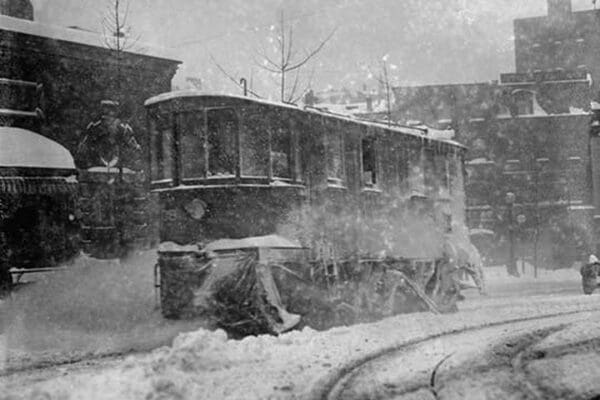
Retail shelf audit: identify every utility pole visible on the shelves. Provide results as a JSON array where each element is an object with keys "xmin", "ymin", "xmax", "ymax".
[{"xmin": 505, "ymin": 191, "xmax": 520, "ymax": 277}]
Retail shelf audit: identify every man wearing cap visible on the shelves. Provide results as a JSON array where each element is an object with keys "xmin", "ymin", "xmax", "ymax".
[
  {"xmin": 77, "ymin": 100, "xmax": 141, "ymax": 171},
  {"xmin": 77, "ymin": 101, "xmax": 142, "ymax": 257}
]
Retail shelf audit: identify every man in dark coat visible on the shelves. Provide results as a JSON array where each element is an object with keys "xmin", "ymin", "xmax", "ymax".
[
  {"xmin": 77, "ymin": 100, "xmax": 141, "ymax": 171},
  {"xmin": 581, "ymin": 254, "xmax": 600, "ymax": 295},
  {"xmin": 77, "ymin": 100, "xmax": 142, "ymax": 258}
]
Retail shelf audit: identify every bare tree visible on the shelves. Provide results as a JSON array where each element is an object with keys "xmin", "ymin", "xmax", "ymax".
[
  {"xmin": 101, "ymin": 0, "xmax": 140, "ymax": 95},
  {"xmin": 366, "ymin": 56, "xmax": 394, "ymax": 126},
  {"xmin": 377, "ymin": 58, "xmax": 393, "ymax": 125},
  {"xmin": 210, "ymin": 54, "xmax": 264, "ymax": 99},
  {"xmin": 256, "ymin": 11, "xmax": 336, "ymax": 103}
]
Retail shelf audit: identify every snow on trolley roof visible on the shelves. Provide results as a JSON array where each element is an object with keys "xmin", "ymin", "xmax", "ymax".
[
  {"xmin": 144, "ymin": 91, "xmax": 466, "ymax": 148},
  {"xmin": 0, "ymin": 127, "xmax": 75, "ymax": 170},
  {"xmin": 0, "ymin": 14, "xmax": 178, "ymax": 61}
]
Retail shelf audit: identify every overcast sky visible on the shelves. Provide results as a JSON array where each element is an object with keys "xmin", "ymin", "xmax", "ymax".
[{"xmin": 29, "ymin": 0, "xmax": 597, "ymax": 99}]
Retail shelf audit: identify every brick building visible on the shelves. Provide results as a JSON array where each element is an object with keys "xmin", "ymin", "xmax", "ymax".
[
  {"xmin": 514, "ymin": 0, "xmax": 600, "ymax": 92},
  {"xmin": 0, "ymin": 2, "xmax": 180, "ymax": 256},
  {"xmin": 0, "ymin": 6, "xmax": 180, "ymax": 164},
  {"xmin": 387, "ymin": 0, "xmax": 599, "ymax": 268}
]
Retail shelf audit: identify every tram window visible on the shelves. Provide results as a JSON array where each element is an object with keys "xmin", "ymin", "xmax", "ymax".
[
  {"xmin": 271, "ymin": 116, "xmax": 292, "ymax": 179},
  {"xmin": 207, "ymin": 108, "xmax": 237, "ymax": 177},
  {"xmin": 362, "ymin": 137, "xmax": 377, "ymax": 186},
  {"xmin": 149, "ymin": 112, "xmax": 173, "ymax": 180},
  {"xmin": 408, "ymin": 147, "xmax": 425, "ymax": 194},
  {"xmin": 398, "ymin": 147, "xmax": 409, "ymax": 188},
  {"xmin": 449, "ymin": 153, "xmax": 462, "ymax": 194},
  {"xmin": 241, "ymin": 111, "xmax": 269, "ymax": 177},
  {"xmin": 423, "ymin": 149, "xmax": 435, "ymax": 192},
  {"xmin": 435, "ymin": 153, "xmax": 449, "ymax": 191},
  {"xmin": 178, "ymin": 111, "xmax": 206, "ymax": 179},
  {"xmin": 325, "ymin": 127, "xmax": 344, "ymax": 184}
]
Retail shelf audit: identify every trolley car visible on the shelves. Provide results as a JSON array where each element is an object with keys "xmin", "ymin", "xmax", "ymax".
[{"xmin": 147, "ymin": 92, "xmax": 481, "ymax": 335}]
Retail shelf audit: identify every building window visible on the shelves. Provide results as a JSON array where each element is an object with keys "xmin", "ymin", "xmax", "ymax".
[
  {"xmin": 435, "ymin": 153, "xmax": 450, "ymax": 191},
  {"xmin": 423, "ymin": 148, "xmax": 436, "ymax": 194},
  {"xmin": 325, "ymin": 124, "xmax": 344, "ymax": 185},
  {"xmin": 149, "ymin": 111, "xmax": 174, "ymax": 181},
  {"xmin": 362, "ymin": 137, "xmax": 377, "ymax": 187},
  {"xmin": 504, "ymin": 159, "xmax": 521, "ymax": 173},
  {"xmin": 408, "ymin": 147, "xmax": 425, "ymax": 194},
  {"xmin": 398, "ymin": 147, "xmax": 409, "ymax": 189},
  {"xmin": 513, "ymin": 91, "xmax": 534, "ymax": 115},
  {"xmin": 448, "ymin": 152, "xmax": 458, "ymax": 194}
]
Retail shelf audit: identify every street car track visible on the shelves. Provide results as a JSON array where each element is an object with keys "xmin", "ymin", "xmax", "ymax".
[{"xmin": 309, "ymin": 306, "xmax": 600, "ymax": 400}]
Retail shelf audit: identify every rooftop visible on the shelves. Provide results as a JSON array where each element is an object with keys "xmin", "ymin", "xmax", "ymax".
[{"xmin": 0, "ymin": 14, "xmax": 178, "ymax": 62}]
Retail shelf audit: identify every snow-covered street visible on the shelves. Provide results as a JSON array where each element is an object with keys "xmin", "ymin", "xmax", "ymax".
[
  {"xmin": 1, "ymin": 257, "xmax": 599, "ymax": 400},
  {"xmin": 4, "ymin": 1, "xmax": 600, "ymax": 399}
]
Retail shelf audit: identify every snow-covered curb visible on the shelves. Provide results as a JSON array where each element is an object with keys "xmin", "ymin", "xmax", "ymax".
[
  {"xmin": 6, "ymin": 295, "xmax": 600, "ymax": 400},
  {"xmin": 484, "ymin": 265, "xmax": 581, "ymax": 284}
]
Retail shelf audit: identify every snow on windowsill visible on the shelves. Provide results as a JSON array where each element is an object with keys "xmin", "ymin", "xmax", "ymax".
[{"xmin": 361, "ymin": 186, "xmax": 382, "ymax": 193}]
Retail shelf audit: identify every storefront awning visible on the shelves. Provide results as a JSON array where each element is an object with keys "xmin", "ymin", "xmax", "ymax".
[
  {"xmin": 0, "ymin": 175, "xmax": 77, "ymax": 195},
  {"xmin": 0, "ymin": 127, "xmax": 75, "ymax": 170}
]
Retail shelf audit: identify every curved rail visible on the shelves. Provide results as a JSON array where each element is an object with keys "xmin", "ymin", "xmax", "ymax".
[{"xmin": 309, "ymin": 306, "xmax": 600, "ymax": 400}]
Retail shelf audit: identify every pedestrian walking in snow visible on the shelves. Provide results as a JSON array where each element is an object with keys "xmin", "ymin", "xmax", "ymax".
[{"xmin": 581, "ymin": 254, "xmax": 600, "ymax": 294}]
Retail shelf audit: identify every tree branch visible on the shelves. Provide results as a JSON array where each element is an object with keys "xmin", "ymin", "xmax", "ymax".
[
  {"xmin": 286, "ymin": 26, "xmax": 337, "ymax": 72},
  {"xmin": 291, "ymin": 67, "xmax": 315, "ymax": 104},
  {"xmin": 284, "ymin": 25, "xmax": 294, "ymax": 68},
  {"xmin": 121, "ymin": 0, "xmax": 131, "ymax": 27},
  {"xmin": 211, "ymin": 54, "xmax": 263, "ymax": 98},
  {"xmin": 286, "ymin": 68, "xmax": 301, "ymax": 103},
  {"xmin": 254, "ymin": 59, "xmax": 282, "ymax": 74},
  {"xmin": 255, "ymin": 48, "xmax": 280, "ymax": 71}
]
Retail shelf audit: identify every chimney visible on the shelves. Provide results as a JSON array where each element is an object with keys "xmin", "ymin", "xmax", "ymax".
[{"xmin": 547, "ymin": 0, "xmax": 571, "ymax": 20}]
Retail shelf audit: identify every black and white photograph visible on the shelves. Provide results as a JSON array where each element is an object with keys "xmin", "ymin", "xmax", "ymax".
[{"xmin": 1, "ymin": 0, "xmax": 600, "ymax": 398}]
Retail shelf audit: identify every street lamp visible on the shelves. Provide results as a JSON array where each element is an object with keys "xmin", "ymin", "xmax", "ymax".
[
  {"xmin": 516, "ymin": 213, "xmax": 527, "ymax": 274},
  {"xmin": 505, "ymin": 192, "xmax": 520, "ymax": 277}
]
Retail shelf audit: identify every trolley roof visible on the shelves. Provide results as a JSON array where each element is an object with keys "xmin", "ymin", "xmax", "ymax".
[{"xmin": 145, "ymin": 91, "xmax": 466, "ymax": 149}]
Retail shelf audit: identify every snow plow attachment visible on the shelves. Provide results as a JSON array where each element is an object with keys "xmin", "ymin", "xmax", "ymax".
[
  {"xmin": 157, "ymin": 235, "xmax": 472, "ymax": 337},
  {"xmin": 157, "ymin": 236, "xmax": 304, "ymax": 336}
]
